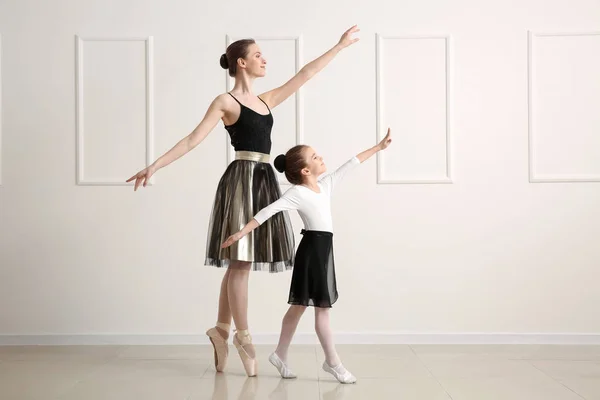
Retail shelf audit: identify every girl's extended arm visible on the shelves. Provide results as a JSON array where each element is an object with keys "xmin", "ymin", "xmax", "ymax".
[
  {"xmin": 221, "ymin": 189, "xmax": 302, "ymax": 248},
  {"xmin": 356, "ymin": 127, "xmax": 392, "ymax": 163},
  {"xmin": 322, "ymin": 128, "xmax": 393, "ymax": 190}
]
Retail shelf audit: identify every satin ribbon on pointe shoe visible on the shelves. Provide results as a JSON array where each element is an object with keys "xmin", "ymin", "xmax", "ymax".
[{"xmin": 233, "ymin": 329, "xmax": 257, "ymax": 377}]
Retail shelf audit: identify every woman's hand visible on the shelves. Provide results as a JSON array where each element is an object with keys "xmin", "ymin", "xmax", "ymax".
[
  {"xmin": 378, "ymin": 128, "xmax": 392, "ymax": 150},
  {"xmin": 337, "ymin": 25, "xmax": 360, "ymax": 49},
  {"xmin": 126, "ymin": 164, "xmax": 157, "ymax": 191},
  {"xmin": 259, "ymin": 26, "xmax": 360, "ymax": 110}
]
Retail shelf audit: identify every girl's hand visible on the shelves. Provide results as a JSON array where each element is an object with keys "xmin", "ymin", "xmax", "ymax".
[
  {"xmin": 337, "ymin": 25, "xmax": 360, "ymax": 49},
  {"xmin": 221, "ymin": 232, "xmax": 244, "ymax": 249},
  {"xmin": 378, "ymin": 128, "xmax": 392, "ymax": 150},
  {"xmin": 126, "ymin": 164, "xmax": 157, "ymax": 191}
]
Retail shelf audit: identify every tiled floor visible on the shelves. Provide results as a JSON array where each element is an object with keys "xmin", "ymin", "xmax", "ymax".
[{"xmin": 1, "ymin": 344, "xmax": 599, "ymax": 399}]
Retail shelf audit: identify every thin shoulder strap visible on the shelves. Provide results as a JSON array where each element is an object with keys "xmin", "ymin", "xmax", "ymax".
[
  {"xmin": 258, "ymin": 96, "xmax": 271, "ymax": 112},
  {"xmin": 228, "ymin": 92, "xmax": 242, "ymax": 105}
]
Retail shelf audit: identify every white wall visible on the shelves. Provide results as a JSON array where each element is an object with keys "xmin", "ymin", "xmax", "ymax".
[{"xmin": 1, "ymin": 0, "xmax": 600, "ymax": 343}]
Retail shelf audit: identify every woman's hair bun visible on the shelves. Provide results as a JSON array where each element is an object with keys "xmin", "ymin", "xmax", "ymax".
[
  {"xmin": 219, "ymin": 54, "xmax": 229, "ymax": 69},
  {"xmin": 274, "ymin": 154, "xmax": 286, "ymax": 173}
]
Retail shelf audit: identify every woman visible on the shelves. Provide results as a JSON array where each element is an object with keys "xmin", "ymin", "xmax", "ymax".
[{"xmin": 127, "ymin": 26, "xmax": 360, "ymax": 377}]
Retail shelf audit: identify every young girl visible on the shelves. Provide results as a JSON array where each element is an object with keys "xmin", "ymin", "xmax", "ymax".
[{"xmin": 221, "ymin": 128, "xmax": 393, "ymax": 383}]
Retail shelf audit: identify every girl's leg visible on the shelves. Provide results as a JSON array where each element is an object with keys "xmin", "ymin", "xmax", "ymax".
[
  {"xmin": 269, "ymin": 305, "xmax": 307, "ymax": 379},
  {"xmin": 314, "ymin": 307, "xmax": 340, "ymax": 366},
  {"xmin": 275, "ymin": 305, "xmax": 307, "ymax": 362},
  {"xmin": 315, "ymin": 307, "xmax": 356, "ymax": 384}
]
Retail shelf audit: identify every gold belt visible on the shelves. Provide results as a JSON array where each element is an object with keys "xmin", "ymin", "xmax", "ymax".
[{"xmin": 235, "ymin": 151, "xmax": 270, "ymax": 163}]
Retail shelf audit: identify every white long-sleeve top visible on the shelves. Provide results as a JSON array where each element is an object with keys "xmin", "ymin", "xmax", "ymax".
[{"xmin": 254, "ymin": 157, "xmax": 360, "ymax": 233}]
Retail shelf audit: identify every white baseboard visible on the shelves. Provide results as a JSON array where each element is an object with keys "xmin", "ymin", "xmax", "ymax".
[{"xmin": 1, "ymin": 333, "xmax": 600, "ymax": 346}]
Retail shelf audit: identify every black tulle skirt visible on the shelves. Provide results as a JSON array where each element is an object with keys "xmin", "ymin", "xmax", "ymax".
[
  {"xmin": 289, "ymin": 230, "xmax": 338, "ymax": 308},
  {"xmin": 205, "ymin": 158, "xmax": 295, "ymax": 273}
]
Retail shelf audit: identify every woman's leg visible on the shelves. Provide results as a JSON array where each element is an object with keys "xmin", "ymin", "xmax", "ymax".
[
  {"xmin": 216, "ymin": 268, "xmax": 232, "ymax": 339},
  {"xmin": 206, "ymin": 268, "xmax": 233, "ymax": 372},
  {"xmin": 228, "ymin": 261, "xmax": 252, "ymax": 336},
  {"xmin": 228, "ymin": 261, "xmax": 257, "ymax": 376}
]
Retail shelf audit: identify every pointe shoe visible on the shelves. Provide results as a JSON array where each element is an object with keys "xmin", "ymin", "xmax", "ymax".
[
  {"xmin": 206, "ymin": 323, "xmax": 229, "ymax": 372},
  {"xmin": 233, "ymin": 330, "xmax": 257, "ymax": 377}
]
